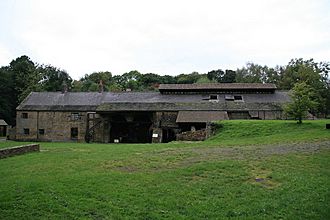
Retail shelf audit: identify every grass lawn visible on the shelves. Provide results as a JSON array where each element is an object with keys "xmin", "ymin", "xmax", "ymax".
[{"xmin": 0, "ymin": 120, "xmax": 329, "ymax": 219}]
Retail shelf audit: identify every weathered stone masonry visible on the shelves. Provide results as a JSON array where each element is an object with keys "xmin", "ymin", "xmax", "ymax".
[
  {"xmin": 15, "ymin": 83, "xmax": 290, "ymax": 143},
  {"xmin": 16, "ymin": 111, "xmax": 87, "ymax": 142},
  {"xmin": 0, "ymin": 144, "xmax": 40, "ymax": 159}
]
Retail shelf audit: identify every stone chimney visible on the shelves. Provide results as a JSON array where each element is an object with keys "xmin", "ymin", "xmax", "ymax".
[
  {"xmin": 99, "ymin": 80, "xmax": 104, "ymax": 93},
  {"xmin": 62, "ymin": 82, "xmax": 68, "ymax": 93}
]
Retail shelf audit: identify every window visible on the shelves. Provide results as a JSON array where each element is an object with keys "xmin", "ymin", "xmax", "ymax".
[
  {"xmin": 225, "ymin": 95, "xmax": 234, "ymax": 101},
  {"xmin": 23, "ymin": 128, "xmax": 30, "ymax": 135},
  {"xmin": 209, "ymin": 95, "xmax": 219, "ymax": 102},
  {"xmin": 22, "ymin": 113, "xmax": 28, "ymax": 118},
  {"xmin": 38, "ymin": 129, "xmax": 45, "ymax": 135},
  {"xmin": 71, "ymin": 113, "xmax": 81, "ymax": 121},
  {"xmin": 209, "ymin": 95, "xmax": 218, "ymax": 100},
  {"xmin": 234, "ymin": 96, "xmax": 243, "ymax": 101},
  {"xmin": 71, "ymin": 127, "xmax": 78, "ymax": 139},
  {"xmin": 225, "ymin": 95, "xmax": 243, "ymax": 102}
]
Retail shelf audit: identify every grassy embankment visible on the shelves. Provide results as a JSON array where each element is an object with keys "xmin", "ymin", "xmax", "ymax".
[{"xmin": 0, "ymin": 120, "xmax": 329, "ymax": 219}]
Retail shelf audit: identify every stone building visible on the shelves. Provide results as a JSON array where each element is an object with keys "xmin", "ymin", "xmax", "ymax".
[
  {"xmin": 15, "ymin": 83, "xmax": 289, "ymax": 143},
  {"xmin": 0, "ymin": 119, "xmax": 8, "ymax": 137}
]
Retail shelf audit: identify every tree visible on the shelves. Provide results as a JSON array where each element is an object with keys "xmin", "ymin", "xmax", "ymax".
[
  {"xmin": 0, "ymin": 55, "xmax": 41, "ymax": 125},
  {"xmin": 38, "ymin": 65, "xmax": 72, "ymax": 91},
  {"xmin": 77, "ymin": 71, "xmax": 112, "ymax": 92},
  {"xmin": 236, "ymin": 63, "xmax": 268, "ymax": 83},
  {"xmin": 0, "ymin": 66, "xmax": 16, "ymax": 125},
  {"xmin": 160, "ymin": 75, "xmax": 176, "ymax": 84},
  {"xmin": 207, "ymin": 69, "xmax": 236, "ymax": 83},
  {"xmin": 207, "ymin": 69, "xmax": 224, "ymax": 82},
  {"xmin": 222, "ymin": 70, "xmax": 236, "ymax": 83},
  {"xmin": 318, "ymin": 61, "xmax": 330, "ymax": 116},
  {"xmin": 279, "ymin": 58, "xmax": 329, "ymax": 115},
  {"xmin": 196, "ymin": 75, "xmax": 215, "ymax": 83},
  {"xmin": 0, "ymin": 55, "xmax": 42, "ymax": 125},
  {"xmin": 139, "ymin": 73, "xmax": 163, "ymax": 90},
  {"xmin": 111, "ymin": 75, "xmax": 126, "ymax": 91},
  {"xmin": 71, "ymin": 80, "xmax": 83, "ymax": 92},
  {"xmin": 175, "ymin": 72, "xmax": 201, "ymax": 84},
  {"xmin": 279, "ymin": 58, "xmax": 323, "ymax": 89},
  {"xmin": 120, "ymin": 70, "xmax": 142, "ymax": 90},
  {"xmin": 9, "ymin": 55, "xmax": 41, "ymax": 102},
  {"xmin": 284, "ymin": 82, "xmax": 318, "ymax": 124},
  {"xmin": 85, "ymin": 71, "xmax": 112, "ymax": 85}
]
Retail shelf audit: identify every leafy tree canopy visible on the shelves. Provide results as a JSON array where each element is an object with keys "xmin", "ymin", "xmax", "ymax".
[
  {"xmin": 38, "ymin": 65, "xmax": 72, "ymax": 92},
  {"xmin": 207, "ymin": 69, "xmax": 236, "ymax": 83},
  {"xmin": 284, "ymin": 82, "xmax": 318, "ymax": 124},
  {"xmin": 280, "ymin": 58, "xmax": 329, "ymax": 114},
  {"xmin": 279, "ymin": 58, "xmax": 325, "ymax": 90},
  {"xmin": 235, "ymin": 63, "xmax": 279, "ymax": 84},
  {"xmin": 78, "ymin": 71, "xmax": 112, "ymax": 92},
  {"xmin": 0, "ymin": 67, "xmax": 16, "ymax": 125},
  {"xmin": 175, "ymin": 72, "xmax": 201, "ymax": 84},
  {"xmin": 9, "ymin": 55, "xmax": 41, "ymax": 102}
]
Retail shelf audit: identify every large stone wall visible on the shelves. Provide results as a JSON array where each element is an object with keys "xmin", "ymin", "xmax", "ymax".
[
  {"xmin": 16, "ymin": 111, "xmax": 38, "ymax": 140},
  {"xmin": 15, "ymin": 109, "xmax": 286, "ymax": 143},
  {"xmin": 8, "ymin": 126, "xmax": 16, "ymax": 140},
  {"xmin": 261, "ymin": 110, "xmax": 284, "ymax": 120},
  {"xmin": 234, "ymin": 110, "xmax": 284, "ymax": 120},
  {"xmin": 160, "ymin": 112, "xmax": 179, "ymax": 128},
  {"xmin": 0, "ymin": 144, "xmax": 40, "ymax": 159},
  {"xmin": 16, "ymin": 111, "xmax": 87, "ymax": 142},
  {"xmin": 93, "ymin": 116, "xmax": 110, "ymax": 143}
]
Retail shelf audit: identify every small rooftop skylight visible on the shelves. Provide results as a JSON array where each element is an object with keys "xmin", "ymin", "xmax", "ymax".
[
  {"xmin": 225, "ymin": 95, "xmax": 234, "ymax": 101},
  {"xmin": 209, "ymin": 95, "xmax": 218, "ymax": 100},
  {"xmin": 225, "ymin": 95, "xmax": 244, "ymax": 102}
]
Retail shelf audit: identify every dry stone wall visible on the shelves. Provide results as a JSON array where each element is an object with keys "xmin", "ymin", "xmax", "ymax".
[{"xmin": 0, "ymin": 144, "xmax": 39, "ymax": 159}]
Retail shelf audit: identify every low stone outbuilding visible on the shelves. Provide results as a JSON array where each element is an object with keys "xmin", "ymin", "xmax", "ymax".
[
  {"xmin": 15, "ymin": 83, "xmax": 290, "ymax": 143},
  {"xmin": 0, "ymin": 119, "xmax": 8, "ymax": 137}
]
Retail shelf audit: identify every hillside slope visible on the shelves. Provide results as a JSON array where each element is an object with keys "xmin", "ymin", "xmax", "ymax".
[{"xmin": 206, "ymin": 119, "xmax": 330, "ymax": 146}]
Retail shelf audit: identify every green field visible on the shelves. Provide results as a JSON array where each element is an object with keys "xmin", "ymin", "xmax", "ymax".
[{"xmin": 0, "ymin": 120, "xmax": 329, "ymax": 219}]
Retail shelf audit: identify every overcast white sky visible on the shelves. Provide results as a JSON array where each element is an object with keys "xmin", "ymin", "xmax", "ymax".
[{"xmin": 0, "ymin": 0, "xmax": 329, "ymax": 79}]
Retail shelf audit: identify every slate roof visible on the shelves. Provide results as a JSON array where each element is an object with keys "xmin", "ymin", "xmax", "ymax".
[
  {"xmin": 176, "ymin": 111, "xmax": 229, "ymax": 123},
  {"xmin": 94, "ymin": 91, "xmax": 289, "ymax": 103},
  {"xmin": 96, "ymin": 102, "xmax": 285, "ymax": 112},
  {"xmin": 0, "ymin": 119, "xmax": 8, "ymax": 126},
  {"xmin": 159, "ymin": 83, "xmax": 277, "ymax": 90},
  {"xmin": 17, "ymin": 92, "xmax": 105, "ymax": 111},
  {"xmin": 17, "ymin": 89, "xmax": 289, "ymax": 111}
]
